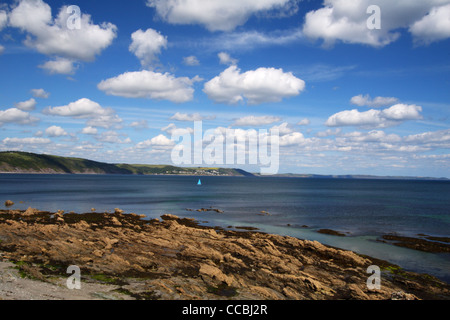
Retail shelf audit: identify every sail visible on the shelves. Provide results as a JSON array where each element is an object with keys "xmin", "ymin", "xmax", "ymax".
[{"xmin": 198, "ymin": 179, "xmax": 202, "ymax": 186}]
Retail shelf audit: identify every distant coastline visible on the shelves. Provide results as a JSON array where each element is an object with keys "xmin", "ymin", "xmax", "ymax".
[{"xmin": 0, "ymin": 151, "xmax": 448, "ymax": 180}]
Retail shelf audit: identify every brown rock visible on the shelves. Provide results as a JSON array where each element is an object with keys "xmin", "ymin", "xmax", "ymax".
[
  {"xmin": 22, "ymin": 207, "xmax": 38, "ymax": 216},
  {"xmin": 4, "ymin": 200, "xmax": 14, "ymax": 207}
]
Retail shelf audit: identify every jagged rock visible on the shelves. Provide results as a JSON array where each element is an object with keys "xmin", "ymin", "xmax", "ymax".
[
  {"xmin": 4, "ymin": 200, "xmax": 14, "ymax": 207},
  {"xmin": 22, "ymin": 207, "xmax": 39, "ymax": 216},
  {"xmin": 0, "ymin": 208, "xmax": 448, "ymax": 300}
]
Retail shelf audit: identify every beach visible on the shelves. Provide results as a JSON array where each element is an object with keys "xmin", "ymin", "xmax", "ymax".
[{"xmin": 0, "ymin": 208, "xmax": 449, "ymax": 300}]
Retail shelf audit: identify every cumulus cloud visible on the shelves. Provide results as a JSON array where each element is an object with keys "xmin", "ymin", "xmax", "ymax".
[
  {"xmin": 15, "ymin": 98, "xmax": 37, "ymax": 111},
  {"xmin": 233, "ymin": 115, "xmax": 281, "ymax": 126},
  {"xmin": 183, "ymin": 55, "xmax": 200, "ymax": 66},
  {"xmin": 297, "ymin": 118, "xmax": 310, "ymax": 126},
  {"xmin": 129, "ymin": 28, "xmax": 167, "ymax": 67},
  {"xmin": 43, "ymin": 98, "xmax": 122, "ymax": 129},
  {"xmin": 39, "ymin": 57, "xmax": 76, "ymax": 75},
  {"xmin": 81, "ymin": 126, "xmax": 98, "ymax": 135},
  {"xmin": 218, "ymin": 52, "xmax": 238, "ymax": 66},
  {"xmin": 162, "ymin": 123, "xmax": 193, "ymax": 136},
  {"xmin": 409, "ymin": 4, "xmax": 450, "ymax": 45},
  {"xmin": 404, "ymin": 128, "xmax": 450, "ymax": 146},
  {"xmin": 137, "ymin": 134, "xmax": 174, "ymax": 149},
  {"xmin": 98, "ymin": 70, "xmax": 198, "ymax": 103},
  {"xmin": 279, "ymin": 132, "xmax": 306, "ymax": 146},
  {"xmin": 146, "ymin": 0, "xmax": 296, "ymax": 31},
  {"xmin": 203, "ymin": 65, "xmax": 305, "ymax": 105},
  {"xmin": 8, "ymin": 0, "xmax": 117, "ymax": 72},
  {"xmin": 350, "ymin": 94, "xmax": 399, "ymax": 108},
  {"xmin": 302, "ymin": 0, "xmax": 450, "ymax": 47},
  {"xmin": 31, "ymin": 88, "xmax": 50, "ymax": 99},
  {"xmin": 45, "ymin": 125, "xmax": 68, "ymax": 137},
  {"xmin": 0, "ymin": 108, "xmax": 39, "ymax": 126},
  {"xmin": 326, "ymin": 104, "xmax": 423, "ymax": 128}
]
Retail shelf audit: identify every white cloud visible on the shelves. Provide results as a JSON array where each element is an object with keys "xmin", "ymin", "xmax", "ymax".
[
  {"xmin": 3, "ymin": 137, "xmax": 51, "ymax": 145},
  {"xmin": 233, "ymin": 115, "xmax": 281, "ymax": 126},
  {"xmin": 271, "ymin": 122, "xmax": 294, "ymax": 135},
  {"xmin": 39, "ymin": 57, "xmax": 76, "ymax": 75},
  {"xmin": 129, "ymin": 28, "xmax": 167, "ymax": 67},
  {"xmin": 350, "ymin": 94, "xmax": 399, "ymax": 108},
  {"xmin": 183, "ymin": 55, "xmax": 200, "ymax": 66},
  {"xmin": 218, "ymin": 52, "xmax": 238, "ymax": 66},
  {"xmin": 326, "ymin": 104, "xmax": 423, "ymax": 128},
  {"xmin": 297, "ymin": 118, "xmax": 310, "ymax": 126},
  {"xmin": 15, "ymin": 98, "xmax": 37, "ymax": 111},
  {"xmin": 0, "ymin": 108, "xmax": 39, "ymax": 126},
  {"xmin": 203, "ymin": 65, "xmax": 305, "ymax": 105},
  {"xmin": 45, "ymin": 125, "xmax": 68, "ymax": 137},
  {"xmin": 137, "ymin": 134, "xmax": 174, "ymax": 149},
  {"xmin": 146, "ymin": 0, "xmax": 296, "ymax": 31},
  {"xmin": 130, "ymin": 120, "xmax": 149, "ymax": 129},
  {"xmin": 316, "ymin": 128, "xmax": 341, "ymax": 137},
  {"xmin": 341, "ymin": 130, "xmax": 401, "ymax": 143},
  {"xmin": 0, "ymin": 10, "xmax": 7, "ymax": 30},
  {"xmin": 31, "ymin": 88, "xmax": 50, "ymax": 99},
  {"xmin": 302, "ymin": 0, "xmax": 450, "ymax": 47},
  {"xmin": 0, "ymin": 45, "xmax": 4, "ymax": 55},
  {"xmin": 279, "ymin": 132, "xmax": 306, "ymax": 146},
  {"xmin": 162, "ymin": 123, "xmax": 193, "ymax": 136},
  {"xmin": 81, "ymin": 126, "xmax": 98, "ymax": 135},
  {"xmin": 170, "ymin": 112, "xmax": 215, "ymax": 122},
  {"xmin": 404, "ymin": 128, "xmax": 450, "ymax": 146},
  {"xmin": 43, "ymin": 98, "xmax": 122, "ymax": 129},
  {"xmin": 98, "ymin": 70, "xmax": 198, "ymax": 103},
  {"xmin": 95, "ymin": 131, "xmax": 131, "ymax": 144},
  {"xmin": 44, "ymin": 98, "xmax": 109, "ymax": 118},
  {"xmin": 409, "ymin": 4, "xmax": 450, "ymax": 45},
  {"xmin": 8, "ymin": 0, "xmax": 117, "ymax": 71}
]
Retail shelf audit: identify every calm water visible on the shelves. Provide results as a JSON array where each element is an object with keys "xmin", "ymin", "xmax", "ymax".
[{"xmin": 1, "ymin": 174, "xmax": 449, "ymax": 282}]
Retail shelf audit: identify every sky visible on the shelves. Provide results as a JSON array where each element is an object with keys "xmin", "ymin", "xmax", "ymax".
[{"xmin": 0, "ymin": 0, "xmax": 449, "ymax": 177}]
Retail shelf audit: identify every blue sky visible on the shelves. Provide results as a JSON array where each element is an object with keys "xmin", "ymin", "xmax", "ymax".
[{"xmin": 0, "ymin": 0, "xmax": 449, "ymax": 177}]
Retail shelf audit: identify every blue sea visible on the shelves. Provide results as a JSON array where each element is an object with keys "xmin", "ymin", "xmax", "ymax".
[{"xmin": 1, "ymin": 174, "xmax": 449, "ymax": 282}]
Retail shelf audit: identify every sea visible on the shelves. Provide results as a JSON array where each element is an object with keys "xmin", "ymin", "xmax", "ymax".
[{"xmin": 1, "ymin": 174, "xmax": 449, "ymax": 283}]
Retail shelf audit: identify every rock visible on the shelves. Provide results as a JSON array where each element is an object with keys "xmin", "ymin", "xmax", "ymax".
[
  {"xmin": 199, "ymin": 263, "xmax": 234, "ymax": 286},
  {"xmin": 114, "ymin": 208, "xmax": 124, "ymax": 214},
  {"xmin": 110, "ymin": 216, "xmax": 122, "ymax": 226},
  {"xmin": 161, "ymin": 214, "xmax": 179, "ymax": 221},
  {"xmin": 4, "ymin": 200, "xmax": 14, "ymax": 207},
  {"xmin": 391, "ymin": 291, "xmax": 417, "ymax": 300},
  {"xmin": 317, "ymin": 229, "xmax": 346, "ymax": 237},
  {"xmin": 0, "ymin": 208, "xmax": 448, "ymax": 300},
  {"xmin": 22, "ymin": 207, "xmax": 38, "ymax": 216}
]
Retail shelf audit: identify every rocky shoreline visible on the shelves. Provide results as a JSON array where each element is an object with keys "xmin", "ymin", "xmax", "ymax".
[{"xmin": 0, "ymin": 208, "xmax": 449, "ymax": 300}]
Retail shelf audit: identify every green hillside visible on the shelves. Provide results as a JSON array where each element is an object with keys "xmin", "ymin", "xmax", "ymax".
[{"xmin": 0, "ymin": 151, "xmax": 252, "ymax": 176}]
